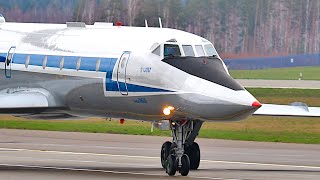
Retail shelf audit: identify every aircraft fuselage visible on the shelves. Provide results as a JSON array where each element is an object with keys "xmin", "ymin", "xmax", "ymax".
[{"xmin": 0, "ymin": 22, "xmax": 260, "ymax": 121}]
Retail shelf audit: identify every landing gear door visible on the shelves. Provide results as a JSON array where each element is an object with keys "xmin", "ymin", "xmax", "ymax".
[
  {"xmin": 5, "ymin": 46, "xmax": 16, "ymax": 78},
  {"xmin": 117, "ymin": 51, "xmax": 130, "ymax": 95}
]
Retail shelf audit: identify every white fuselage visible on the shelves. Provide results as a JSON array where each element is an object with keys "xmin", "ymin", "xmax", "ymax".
[{"xmin": 0, "ymin": 22, "xmax": 259, "ymax": 121}]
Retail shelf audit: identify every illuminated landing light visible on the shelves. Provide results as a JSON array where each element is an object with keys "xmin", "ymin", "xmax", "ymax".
[
  {"xmin": 252, "ymin": 101, "xmax": 262, "ymax": 107},
  {"xmin": 163, "ymin": 106, "xmax": 175, "ymax": 116}
]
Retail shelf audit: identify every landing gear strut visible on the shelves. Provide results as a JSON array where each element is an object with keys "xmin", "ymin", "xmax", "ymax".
[{"xmin": 161, "ymin": 120, "xmax": 202, "ymax": 176}]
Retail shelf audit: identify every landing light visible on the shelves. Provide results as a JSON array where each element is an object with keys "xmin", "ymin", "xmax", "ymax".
[{"xmin": 163, "ymin": 106, "xmax": 175, "ymax": 116}]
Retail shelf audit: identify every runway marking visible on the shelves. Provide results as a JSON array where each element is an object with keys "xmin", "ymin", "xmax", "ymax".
[
  {"xmin": 0, "ymin": 147, "xmax": 319, "ymax": 170},
  {"xmin": 0, "ymin": 154, "xmax": 159, "ymax": 167},
  {"xmin": 7, "ymin": 142, "xmax": 158, "ymax": 151},
  {"xmin": 0, "ymin": 147, "xmax": 157, "ymax": 159},
  {"xmin": 0, "ymin": 163, "xmax": 236, "ymax": 180}
]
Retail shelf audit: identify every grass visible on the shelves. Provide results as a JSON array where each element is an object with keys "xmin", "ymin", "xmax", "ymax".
[
  {"xmin": 230, "ymin": 66, "xmax": 320, "ymax": 80},
  {"xmin": 0, "ymin": 116, "xmax": 319, "ymax": 144},
  {"xmin": 0, "ymin": 88, "xmax": 320, "ymax": 144},
  {"xmin": 247, "ymin": 88, "xmax": 320, "ymax": 106}
]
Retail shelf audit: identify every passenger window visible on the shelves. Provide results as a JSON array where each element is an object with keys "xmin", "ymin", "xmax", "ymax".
[
  {"xmin": 76, "ymin": 57, "xmax": 81, "ymax": 71},
  {"xmin": 25, "ymin": 55, "xmax": 30, "ymax": 68},
  {"xmin": 164, "ymin": 44, "xmax": 181, "ymax": 58},
  {"xmin": 42, "ymin": 56, "xmax": 47, "ymax": 69},
  {"xmin": 204, "ymin": 44, "xmax": 218, "ymax": 57},
  {"xmin": 182, "ymin": 45, "xmax": 195, "ymax": 57},
  {"xmin": 96, "ymin": 59, "xmax": 101, "ymax": 72},
  {"xmin": 152, "ymin": 46, "xmax": 161, "ymax": 56},
  {"xmin": 195, "ymin": 45, "xmax": 205, "ymax": 57},
  {"xmin": 60, "ymin": 57, "xmax": 64, "ymax": 70}
]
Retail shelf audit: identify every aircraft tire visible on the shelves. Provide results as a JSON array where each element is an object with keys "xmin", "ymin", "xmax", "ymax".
[
  {"xmin": 185, "ymin": 142, "xmax": 200, "ymax": 170},
  {"xmin": 161, "ymin": 141, "xmax": 172, "ymax": 168},
  {"xmin": 180, "ymin": 154, "xmax": 190, "ymax": 176},
  {"xmin": 166, "ymin": 154, "xmax": 177, "ymax": 176}
]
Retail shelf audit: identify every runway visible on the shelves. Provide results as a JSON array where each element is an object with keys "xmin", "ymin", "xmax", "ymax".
[
  {"xmin": 236, "ymin": 79, "xmax": 320, "ymax": 89},
  {"xmin": 0, "ymin": 129, "xmax": 319, "ymax": 180}
]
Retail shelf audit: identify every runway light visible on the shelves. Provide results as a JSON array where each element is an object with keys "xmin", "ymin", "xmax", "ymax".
[{"xmin": 163, "ymin": 106, "xmax": 175, "ymax": 116}]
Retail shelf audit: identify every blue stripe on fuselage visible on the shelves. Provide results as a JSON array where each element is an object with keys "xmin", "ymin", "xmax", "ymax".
[
  {"xmin": 0, "ymin": 53, "xmax": 6, "ymax": 62},
  {"xmin": 1, "ymin": 52, "xmax": 174, "ymax": 93},
  {"xmin": 29, "ymin": 54, "xmax": 45, "ymax": 66},
  {"xmin": 123, "ymin": 82, "xmax": 173, "ymax": 92}
]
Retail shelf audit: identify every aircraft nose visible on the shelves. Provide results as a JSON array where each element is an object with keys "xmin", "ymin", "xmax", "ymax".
[
  {"xmin": 252, "ymin": 101, "xmax": 262, "ymax": 108},
  {"xmin": 177, "ymin": 90, "xmax": 262, "ymax": 121}
]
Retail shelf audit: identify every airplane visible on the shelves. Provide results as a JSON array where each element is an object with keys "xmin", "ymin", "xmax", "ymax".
[{"xmin": 1, "ymin": 14, "xmax": 320, "ymax": 176}]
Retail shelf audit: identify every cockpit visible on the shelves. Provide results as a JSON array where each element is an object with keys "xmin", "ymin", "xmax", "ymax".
[
  {"xmin": 152, "ymin": 40, "xmax": 220, "ymax": 59},
  {"xmin": 0, "ymin": 14, "xmax": 3, "ymax": 17},
  {"xmin": 152, "ymin": 39, "xmax": 243, "ymax": 91}
]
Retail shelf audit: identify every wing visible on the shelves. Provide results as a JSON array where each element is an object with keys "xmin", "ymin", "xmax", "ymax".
[{"xmin": 253, "ymin": 102, "xmax": 320, "ymax": 117}]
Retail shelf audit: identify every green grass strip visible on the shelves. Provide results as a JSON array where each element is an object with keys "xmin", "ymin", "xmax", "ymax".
[
  {"xmin": 230, "ymin": 66, "xmax": 320, "ymax": 80},
  {"xmin": 0, "ymin": 118, "xmax": 319, "ymax": 144}
]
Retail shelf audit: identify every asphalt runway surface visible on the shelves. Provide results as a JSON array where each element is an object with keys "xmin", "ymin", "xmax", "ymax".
[
  {"xmin": 0, "ymin": 129, "xmax": 319, "ymax": 180},
  {"xmin": 236, "ymin": 79, "xmax": 320, "ymax": 89}
]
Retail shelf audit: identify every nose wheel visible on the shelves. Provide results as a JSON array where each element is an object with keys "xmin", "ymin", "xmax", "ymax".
[{"xmin": 161, "ymin": 120, "xmax": 200, "ymax": 176}]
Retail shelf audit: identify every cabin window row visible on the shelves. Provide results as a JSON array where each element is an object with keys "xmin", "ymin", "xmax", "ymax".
[{"xmin": 12, "ymin": 54, "xmax": 110, "ymax": 72}]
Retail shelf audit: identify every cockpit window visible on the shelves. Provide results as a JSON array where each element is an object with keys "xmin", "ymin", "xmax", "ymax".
[
  {"xmin": 182, "ymin": 45, "xmax": 195, "ymax": 57},
  {"xmin": 195, "ymin": 45, "xmax": 205, "ymax": 57},
  {"xmin": 164, "ymin": 44, "xmax": 181, "ymax": 58},
  {"xmin": 152, "ymin": 46, "xmax": 161, "ymax": 56},
  {"xmin": 0, "ymin": 14, "xmax": 3, "ymax": 17},
  {"xmin": 204, "ymin": 44, "xmax": 218, "ymax": 57}
]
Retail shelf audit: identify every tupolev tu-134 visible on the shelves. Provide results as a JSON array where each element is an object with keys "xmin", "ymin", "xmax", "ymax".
[{"xmin": 1, "ymin": 15, "xmax": 320, "ymax": 176}]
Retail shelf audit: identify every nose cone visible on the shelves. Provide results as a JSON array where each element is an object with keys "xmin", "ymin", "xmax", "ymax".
[
  {"xmin": 252, "ymin": 101, "xmax": 262, "ymax": 108},
  {"xmin": 178, "ymin": 90, "xmax": 262, "ymax": 121},
  {"xmin": 226, "ymin": 89, "xmax": 261, "ymax": 108}
]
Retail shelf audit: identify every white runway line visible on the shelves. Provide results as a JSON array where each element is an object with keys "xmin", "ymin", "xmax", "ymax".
[
  {"xmin": 0, "ymin": 147, "xmax": 319, "ymax": 170},
  {"xmin": 0, "ymin": 163, "xmax": 237, "ymax": 180},
  {"xmin": 0, "ymin": 155, "xmax": 159, "ymax": 167}
]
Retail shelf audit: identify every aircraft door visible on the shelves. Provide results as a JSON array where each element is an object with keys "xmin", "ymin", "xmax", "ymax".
[
  {"xmin": 117, "ymin": 51, "xmax": 130, "ymax": 95},
  {"xmin": 5, "ymin": 46, "xmax": 16, "ymax": 78}
]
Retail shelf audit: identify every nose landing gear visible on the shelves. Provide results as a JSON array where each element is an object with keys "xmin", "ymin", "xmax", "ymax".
[{"xmin": 160, "ymin": 120, "xmax": 202, "ymax": 176}]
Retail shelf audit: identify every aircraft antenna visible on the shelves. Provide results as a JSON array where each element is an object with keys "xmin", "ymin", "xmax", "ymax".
[
  {"xmin": 145, "ymin": 19, "xmax": 148, "ymax": 28},
  {"xmin": 159, "ymin": 17, "xmax": 163, "ymax": 28}
]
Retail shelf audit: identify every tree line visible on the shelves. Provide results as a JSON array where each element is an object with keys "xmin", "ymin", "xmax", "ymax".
[{"xmin": 1, "ymin": 0, "xmax": 319, "ymax": 58}]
